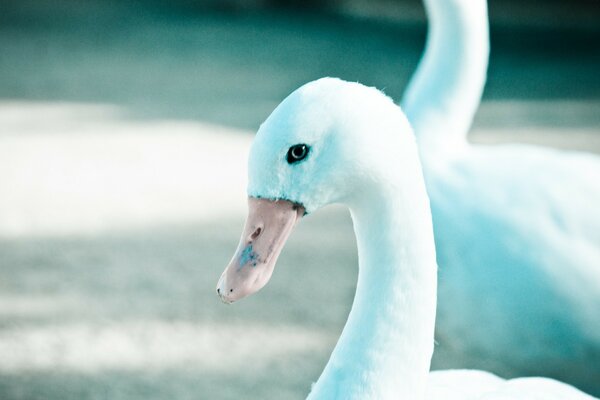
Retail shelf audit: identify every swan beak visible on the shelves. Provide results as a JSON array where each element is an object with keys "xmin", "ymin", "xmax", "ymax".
[{"xmin": 217, "ymin": 197, "xmax": 304, "ymax": 304}]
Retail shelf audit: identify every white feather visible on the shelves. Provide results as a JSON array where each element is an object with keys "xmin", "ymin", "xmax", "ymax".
[{"xmin": 402, "ymin": 0, "xmax": 600, "ymax": 385}]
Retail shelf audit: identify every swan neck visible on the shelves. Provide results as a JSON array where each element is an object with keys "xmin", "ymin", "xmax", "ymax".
[
  {"xmin": 308, "ymin": 182, "xmax": 437, "ymax": 400},
  {"xmin": 401, "ymin": 0, "xmax": 489, "ymax": 154}
]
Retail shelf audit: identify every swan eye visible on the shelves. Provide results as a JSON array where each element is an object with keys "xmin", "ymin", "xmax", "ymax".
[{"xmin": 286, "ymin": 144, "xmax": 309, "ymax": 164}]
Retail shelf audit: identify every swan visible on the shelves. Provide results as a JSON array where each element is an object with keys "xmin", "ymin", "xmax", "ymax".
[
  {"xmin": 216, "ymin": 78, "xmax": 598, "ymax": 399},
  {"xmin": 402, "ymin": 0, "xmax": 600, "ymax": 389}
]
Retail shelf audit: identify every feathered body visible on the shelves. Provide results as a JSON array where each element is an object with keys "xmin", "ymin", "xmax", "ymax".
[
  {"xmin": 219, "ymin": 0, "xmax": 600, "ymax": 397},
  {"xmin": 227, "ymin": 77, "xmax": 598, "ymax": 399},
  {"xmin": 403, "ymin": 0, "xmax": 600, "ymax": 389}
]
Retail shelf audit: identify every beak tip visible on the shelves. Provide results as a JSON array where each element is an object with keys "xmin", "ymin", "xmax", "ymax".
[
  {"xmin": 216, "ymin": 289, "xmax": 234, "ymax": 304},
  {"xmin": 216, "ymin": 278, "xmax": 229, "ymax": 304},
  {"xmin": 216, "ymin": 197, "xmax": 303, "ymax": 304}
]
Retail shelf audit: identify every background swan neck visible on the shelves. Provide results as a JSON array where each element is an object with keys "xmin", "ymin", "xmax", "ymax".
[
  {"xmin": 308, "ymin": 181, "xmax": 438, "ymax": 400},
  {"xmin": 401, "ymin": 0, "xmax": 489, "ymax": 153}
]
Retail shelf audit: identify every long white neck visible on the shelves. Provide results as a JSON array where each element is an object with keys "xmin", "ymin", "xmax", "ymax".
[
  {"xmin": 308, "ymin": 174, "xmax": 438, "ymax": 399},
  {"xmin": 401, "ymin": 0, "xmax": 489, "ymax": 154}
]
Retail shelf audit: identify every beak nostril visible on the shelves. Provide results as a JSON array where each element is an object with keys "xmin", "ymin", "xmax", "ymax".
[
  {"xmin": 230, "ymin": 288, "xmax": 234, "ymax": 293},
  {"xmin": 217, "ymin": 288, "xmax": 221, "ymax": 295},
  {"xmin": 250, "ymin": 227, "xmax": 262, "ymax": 240}
]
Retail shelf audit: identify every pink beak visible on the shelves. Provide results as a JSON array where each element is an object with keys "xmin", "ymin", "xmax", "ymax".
[{"xmin": 217, "ymin": 197, "xmax": 305, "ymax": 304}]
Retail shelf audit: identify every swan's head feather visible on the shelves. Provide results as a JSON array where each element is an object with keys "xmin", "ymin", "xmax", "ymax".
[
  {"xmin": 218, "ymin": 78, "xmax": 422, "ymax": 303},
  {"xmin": 248, "ymin": 77, "xmax": 416, "ymax": 213}
]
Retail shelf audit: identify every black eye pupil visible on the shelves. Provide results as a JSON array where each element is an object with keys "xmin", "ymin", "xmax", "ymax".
[
  {"xmin": 292, "ymin": 146, "xmax": 305, "ymax": 158},
  {"xmin": 287, "ymin": 144, "xmax": 309, "ymax": 164}
]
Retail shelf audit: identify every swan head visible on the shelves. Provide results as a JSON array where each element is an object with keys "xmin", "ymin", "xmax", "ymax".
[{"xmin": 217, "ymin": 77, "xmax": 416, "ymax": 303}]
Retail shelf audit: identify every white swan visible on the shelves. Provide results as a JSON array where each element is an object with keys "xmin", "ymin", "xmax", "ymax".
[
  {"xmin": 216, "ymin": 78, "xmax": 597, "ymax": 399},
  {"xmin": 403, "ymin": 0, "xmax": 600, "ymax": 388}
]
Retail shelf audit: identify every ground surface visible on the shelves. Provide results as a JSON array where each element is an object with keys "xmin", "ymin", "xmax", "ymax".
[{"xmin": 0, "ymin": 1, "xmax": 599, "ymax": 399}]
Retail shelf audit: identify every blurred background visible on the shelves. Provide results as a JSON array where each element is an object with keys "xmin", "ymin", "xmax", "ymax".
[{"xmin": 0, "ymin": 0, "xmax": 599, "ymax": 399}]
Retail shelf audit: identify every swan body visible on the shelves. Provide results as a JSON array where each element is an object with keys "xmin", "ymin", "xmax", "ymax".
[
  {"xmin": 427, "ymin": 370, "xmax": 597, "ymax": 399},
  {"xmin": 403, "ymin": 0, "xmax": 600, "ymax": 388},
  {"xmin": 217, "ymin": 78, "xmax": 598, "ymax": 399}
]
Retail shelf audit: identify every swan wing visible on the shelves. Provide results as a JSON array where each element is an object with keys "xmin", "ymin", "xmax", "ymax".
[
  {"xmin": 430, "ymin": 144, "xmax": 600, "ymax": 332},
  {"xmin": 427, "ymin": 144, "xmax": 600, "ymax": 390},
  {"xmin": 428, "ymin": 370, "xmax": 598, "ymax": 399},
  {"xmin": 427, "ymin": 369, "xmax": 504, "ymax": 399}
]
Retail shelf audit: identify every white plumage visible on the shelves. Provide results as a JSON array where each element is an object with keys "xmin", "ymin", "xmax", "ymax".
[
  {"xmin": 219, "ymin": 0, "xmax": 600, "ymax": 397},
  {"xmin": 235, "ymin": 77, "xmax": 597, "ymax": 399},
  {"xmin": 403, "ymin": 0, "xmax": 600, "ymax": 388}
]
